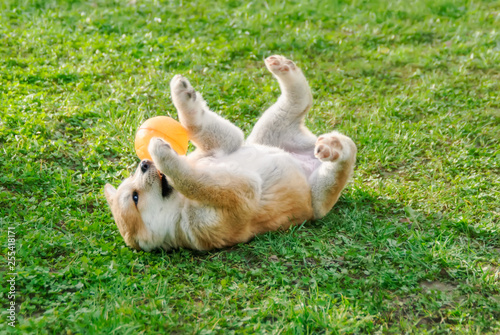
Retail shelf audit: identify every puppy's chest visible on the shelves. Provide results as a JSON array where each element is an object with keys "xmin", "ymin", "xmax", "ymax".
[{"xmin": 182, "ymin": 203, "xmax": 219, "ymax": 228}]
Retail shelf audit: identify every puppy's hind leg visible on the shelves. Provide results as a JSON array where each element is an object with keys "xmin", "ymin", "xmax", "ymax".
[
  {"xmin": 309, "ymin": 132, "xmax": 357, "ymax": 219},
  {"xmin": 171, "ymin": 75, "xmax": 244, "ymax": 155},
  {"xmin": 247, "ymin": 55, "xmax": 316, "ymax": 153}
]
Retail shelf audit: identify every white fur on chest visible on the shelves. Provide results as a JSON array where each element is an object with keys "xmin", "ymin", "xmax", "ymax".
[{"xmin": 138, "ymin": 195, "xmax": 182, "ymax": 251}]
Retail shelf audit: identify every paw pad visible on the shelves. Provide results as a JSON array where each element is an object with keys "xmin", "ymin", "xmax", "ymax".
[
  {"xmin": 265, "ymin": 55, "xmax": 296, "ymax": 73},
  {"xmin": 315, "ymin": 136, "xmax": 343, "ymax": 162},
  {"xmin": 171, "ymin": 75, "xmax": 199, "ymax": 104},
  {"xmin": 185, "ymin": 88, "xmax": 196, "ymax": 101}
]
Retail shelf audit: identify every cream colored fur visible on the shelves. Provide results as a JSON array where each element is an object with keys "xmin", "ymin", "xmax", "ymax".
[{"xmin": 104, "ymin": 55, "xmax": 357, "ymax": 252}]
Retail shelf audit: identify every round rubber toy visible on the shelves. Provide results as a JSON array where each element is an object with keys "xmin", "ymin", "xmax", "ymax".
[{"xmin": 134, "ymin": 116, "xmax": 189, "ymax": 160}]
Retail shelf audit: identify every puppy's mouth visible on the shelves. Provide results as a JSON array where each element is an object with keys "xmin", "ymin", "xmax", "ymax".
[{"xmin": 159, "ymin": 172, "xmax": 174, "ymax": 198}]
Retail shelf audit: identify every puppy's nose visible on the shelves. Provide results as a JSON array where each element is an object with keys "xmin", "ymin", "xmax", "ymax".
[{"xmin": 140, "ymin": 160, "xmax": 150, "ymax": 173}]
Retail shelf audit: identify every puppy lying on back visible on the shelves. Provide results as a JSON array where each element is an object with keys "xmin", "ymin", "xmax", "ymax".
[{"xmin": 104, "ymin": 55, "xmax": 356, "ymax": 252}]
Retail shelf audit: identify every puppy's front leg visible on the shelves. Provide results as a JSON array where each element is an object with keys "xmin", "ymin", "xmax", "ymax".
[
  {"xmin": 148, "ymin": 137, "xmax": 187, "ymax": 180},
  {"xmin": 171, "ymin": 75, "xmax": 244, "ymax": 155},
  {"xmin": 149, "ymin": 138, "xmax": 258, "ymax": 208}
]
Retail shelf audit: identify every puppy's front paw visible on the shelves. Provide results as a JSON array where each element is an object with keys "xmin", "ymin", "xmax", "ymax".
[
  {"xmin": 149, "ymin": 137, "xmax": 176, "ymax": 161},
  {"xmin": 170, "ymin": 74, "xmax": 198, "ymax": 105}
]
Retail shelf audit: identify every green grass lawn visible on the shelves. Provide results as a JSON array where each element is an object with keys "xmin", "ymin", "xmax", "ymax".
[{"xmin": 1, "ymin": 0, "xmax": 499, "ymax": 333}]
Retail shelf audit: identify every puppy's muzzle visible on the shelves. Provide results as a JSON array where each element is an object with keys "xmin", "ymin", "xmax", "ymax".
[{"xmin": 140, "ymin": 160, "xmax": 151, "ymax": 173}]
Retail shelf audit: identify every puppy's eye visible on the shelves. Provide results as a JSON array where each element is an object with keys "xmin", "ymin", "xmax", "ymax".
[{"xmin": 132, "ymin": 191, "xmax": 139, "ymax": 205}]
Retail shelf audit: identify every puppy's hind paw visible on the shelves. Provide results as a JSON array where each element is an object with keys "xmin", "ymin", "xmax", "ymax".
[
  {"xmin": 265, "ymin": 55, "xmax": 299, "ymax": 76},
  {"xmin": 314, "ymin": 133, "xmax": 357, "ymax": 163},
  {"xmin": 314, "ymin": 135, "xmax": 343, "ymax": 162}
]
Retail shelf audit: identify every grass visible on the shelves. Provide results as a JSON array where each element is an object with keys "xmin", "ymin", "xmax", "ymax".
[{"xmin": 0, "ymin": 0, "xmax": 499, "ymax": 333}]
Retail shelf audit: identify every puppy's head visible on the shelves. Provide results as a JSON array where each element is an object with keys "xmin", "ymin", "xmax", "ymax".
[{"xmin": 104, "ymin": 160, "xmax": 174, "ymax": 251}]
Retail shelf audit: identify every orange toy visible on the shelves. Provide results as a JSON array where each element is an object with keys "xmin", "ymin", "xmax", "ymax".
[{"xmin": 134, "ymin": 116, "xmax": 189, "ymax": 160}]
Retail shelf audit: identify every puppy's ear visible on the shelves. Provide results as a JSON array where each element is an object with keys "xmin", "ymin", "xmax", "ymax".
[{"xmin": 104, "ymin": 184, "xmax": 117, "ymax": 207}]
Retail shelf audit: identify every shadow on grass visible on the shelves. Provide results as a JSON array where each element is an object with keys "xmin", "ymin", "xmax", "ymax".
[{"xmin": 110, "ymin": 186, "xmax": 500, "ymax": 330}]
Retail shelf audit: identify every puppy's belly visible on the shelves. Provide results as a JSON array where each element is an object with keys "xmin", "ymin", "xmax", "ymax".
[{"xmin": 289, "ymin": 152, "xmax": 321, "ymax": 178}]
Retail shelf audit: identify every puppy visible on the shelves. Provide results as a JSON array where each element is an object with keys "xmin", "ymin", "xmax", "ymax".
[{"xmin": 104, "ymin": 55, "xmax": 356, "ymax": 252}]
